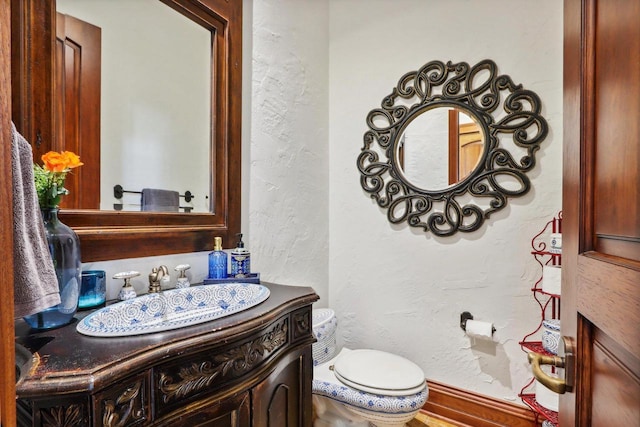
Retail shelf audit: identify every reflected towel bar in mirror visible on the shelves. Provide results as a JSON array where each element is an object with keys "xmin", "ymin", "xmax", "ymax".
[{"xmin": 113, "ymin": 184, "xmax": 195, "ymax": 212}]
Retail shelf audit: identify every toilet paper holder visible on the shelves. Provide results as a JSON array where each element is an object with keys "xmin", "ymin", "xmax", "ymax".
[{"xmin": 460, "ymin": 311, "xmax": 496, "ymax": 334}]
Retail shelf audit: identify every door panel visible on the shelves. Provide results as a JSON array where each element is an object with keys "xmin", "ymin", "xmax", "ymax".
[
  {"xmin": 593, "ymin": 0, "xmax": 640, "ymax": 260},
  {"xmin": 590, "ymin": 329, "xmax": 640, "ymax": 427},
  {"xmin": 577, "ymin": 256, "xmax": 639, "ymax": 357},
  {"xmin": 563, "ymin": 0, "xmax": 640, "ymax": 425},
  {"xmin": 252, "ymin": 352, "xmax": 313, "ymax": 427},
  {"xmin": 252, "ymin": 358, "xmax": 301, "ymax": 427}
]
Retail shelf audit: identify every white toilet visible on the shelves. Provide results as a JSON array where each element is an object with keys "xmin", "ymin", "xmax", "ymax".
[{"xmin": 312, "ymin": 308, "xmax": 428, "ymax": 427}]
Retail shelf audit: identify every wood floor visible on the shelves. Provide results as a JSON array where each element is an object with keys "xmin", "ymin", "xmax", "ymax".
[{"xmin": 409, "ymin": 411, "xmax": 459, "ymax": 427}]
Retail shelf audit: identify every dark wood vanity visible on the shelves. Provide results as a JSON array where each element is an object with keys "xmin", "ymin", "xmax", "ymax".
[{"xmin": 15, "ymin": 283, "xmax": 318, "ymax": 427}]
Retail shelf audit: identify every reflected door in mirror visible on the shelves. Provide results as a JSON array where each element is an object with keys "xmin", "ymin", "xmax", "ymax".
[
  {"xmin": 398, "ymin": 106, "xmax": 484, "ymax": 191},
  {"xmin": 448, "ymin": 109, "xmax": 483, "ymax": 185},
  {"xmin": 55, "ymin": 12, "xmax": 101, "ymax": 209}
]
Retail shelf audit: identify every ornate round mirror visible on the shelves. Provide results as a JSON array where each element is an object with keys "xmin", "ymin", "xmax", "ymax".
[{"xmin": 358, "ymin": 59, "xmax": 548, "ymax": 236}]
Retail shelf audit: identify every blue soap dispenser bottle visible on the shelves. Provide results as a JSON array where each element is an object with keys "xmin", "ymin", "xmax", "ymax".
[
  {"xmin": 208, "ymin": 236, "xmax": 228, "ymax": 279},
  {"xmin": 231, "ymin": 233, "xmax": 251, "ymax": 278}
]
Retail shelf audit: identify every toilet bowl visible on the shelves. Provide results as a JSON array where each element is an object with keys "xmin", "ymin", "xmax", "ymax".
[{"xmin": 312, "ymin": 309, "xmax": 428, "ymax": 427}]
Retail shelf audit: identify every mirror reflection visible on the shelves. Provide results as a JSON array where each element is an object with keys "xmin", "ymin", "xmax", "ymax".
[
  {"xmin": 56, "ymin": 0, "xmax": 211, "ymax": 213},
  {"xmin": 397, "ymin": 107, "xmax": 484, "ymax": 191}
]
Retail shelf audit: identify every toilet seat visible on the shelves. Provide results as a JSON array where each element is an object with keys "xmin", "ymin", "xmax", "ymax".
[
  {"xmin": 313, "ymin": 348, "xmax": 428, "ymax": 416},
  {"xmin": 332, "ymin": 349, "xmax": 425, "ymax": 396}
]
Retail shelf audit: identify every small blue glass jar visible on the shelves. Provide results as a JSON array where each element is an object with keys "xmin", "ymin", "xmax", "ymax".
[{"xmin": 79, "ymin": 270, "xmax": 106, "ymax": 309}]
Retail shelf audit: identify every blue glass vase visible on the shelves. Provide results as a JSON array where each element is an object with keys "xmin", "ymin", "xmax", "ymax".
[{"xmin": 23, "ymin": 208, "xmax": 81, "ymax": 330}]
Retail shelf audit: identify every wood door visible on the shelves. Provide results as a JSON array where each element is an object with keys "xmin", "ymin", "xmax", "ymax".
[
  {"xmin": 1, "ymin": 1, "xmax": 16, "ymax": 424},
  {"xmin": 447, "ymin": 110, "xmax": 483, "ymax": 185},
  {"xmin": 55, "ymin": 12, "xmax": 101, "ymax": 209},
  {"xmin": 562, "ymin": 0, "xmax": 640, "ymax": 425}
]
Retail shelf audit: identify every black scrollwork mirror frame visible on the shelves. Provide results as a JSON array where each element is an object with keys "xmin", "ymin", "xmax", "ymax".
[{"xmin": 357, "ymin": 59, "xmax": 548, "ymax": 236}]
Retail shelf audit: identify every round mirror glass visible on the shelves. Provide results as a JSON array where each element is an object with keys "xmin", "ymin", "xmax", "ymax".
[{"xmin": 397, "ymin": 106, "xmax": 485, "ymax": 191}]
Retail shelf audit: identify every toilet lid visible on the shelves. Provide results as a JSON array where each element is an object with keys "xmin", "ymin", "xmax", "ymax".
[{"xmin": 332, "ymin": 349, "xmax": 425, "ymax": 396}]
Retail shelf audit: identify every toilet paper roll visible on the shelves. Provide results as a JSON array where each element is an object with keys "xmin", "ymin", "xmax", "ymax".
[
  {"xmin": 464, "ymin": 319, "xmax": 494, "ymax": 340},
  {"xmin": 542, "ymin": 266, "xmax": 562, "ymax": 295},
  {"xmin": 535, "ymin": 379, "xmax": 559, "ymax": 412}
]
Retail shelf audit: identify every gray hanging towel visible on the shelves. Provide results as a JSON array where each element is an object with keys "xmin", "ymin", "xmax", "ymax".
[
  {"xmin": 141, "ymin": 188, "xmax": 180, "ymax": 212},
  {"xmin": 11, "ymin": 122, "xmax": 61, "ymax": 318}
]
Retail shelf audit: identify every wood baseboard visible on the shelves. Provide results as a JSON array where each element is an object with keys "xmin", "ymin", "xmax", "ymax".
[{"xmin": 422, "ymin": 380, "xmax": 539, "ymax": 427}]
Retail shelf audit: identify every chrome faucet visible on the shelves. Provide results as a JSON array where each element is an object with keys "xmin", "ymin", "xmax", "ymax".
[{"xmin": 148, "ymin": 265, "xmax": 169, "ymax": 293}]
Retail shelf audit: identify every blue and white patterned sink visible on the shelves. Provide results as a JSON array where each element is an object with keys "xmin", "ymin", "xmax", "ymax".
[{"xmin": 76, "ymin": 283, "xmax": 270, "ymax": 337}]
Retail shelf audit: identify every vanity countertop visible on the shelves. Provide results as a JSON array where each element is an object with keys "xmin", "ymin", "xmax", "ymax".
[{"xmin": 15, "ymin": 282, "xmax": 318, "ymax": 398}]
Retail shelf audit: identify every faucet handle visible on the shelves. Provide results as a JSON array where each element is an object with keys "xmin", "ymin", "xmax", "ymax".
[
  {"xmin": 113, "ymin": 271, "xmax": 140, "ymax": 300},
  {"xmin": 174, "ymin": 264, "xmax": 191, "ymax": 289},
  {"xmin": 175, "ymin": 264, "xmax": 191, "ymax": 278},
  {"xmin": 113, "ymin": 271, "xmax": 140, "ymax": 281}
]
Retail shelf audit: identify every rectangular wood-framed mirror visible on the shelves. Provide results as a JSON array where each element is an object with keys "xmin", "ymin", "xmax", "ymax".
[{"xmin": 11, "ymin": 0, "xmax": 242, "ymax": 261}]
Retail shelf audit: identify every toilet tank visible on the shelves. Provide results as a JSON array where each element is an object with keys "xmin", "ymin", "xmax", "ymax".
[{"xmin": 312, "ymin": 308, "xmax": 338, "ymax": 365}]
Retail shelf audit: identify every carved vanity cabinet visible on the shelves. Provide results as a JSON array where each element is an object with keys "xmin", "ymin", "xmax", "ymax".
[{"xmin": 15, "ymin": 283, "xmax": 318, "ymax": 427}]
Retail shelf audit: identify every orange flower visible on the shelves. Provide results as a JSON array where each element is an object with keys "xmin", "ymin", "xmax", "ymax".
[
  {"xmin": 41, "ymin": 151, "xmax": 66, "ymax": 172},
  {"xmin": 61, "ymin": 151, "xmax": 83, "ymax": 169},
  {"xmin": 41, "ymin": 151, "xmax": 84, "ymax": 173},
  {"xmin": 35, "ymin": 151, "xmax": 83, "ymax": 208}
]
